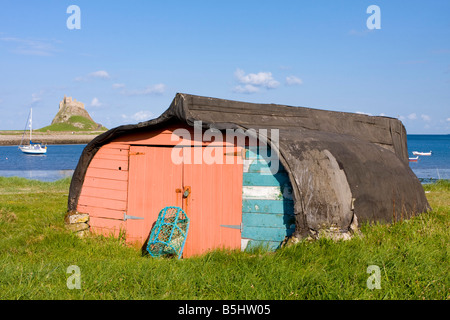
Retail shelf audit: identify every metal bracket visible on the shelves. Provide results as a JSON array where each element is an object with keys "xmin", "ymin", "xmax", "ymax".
[
  {"xmin": 220, "ymin": 223, "xmax": 242, "ymax": 233},
  {"xmin": 224, "ymin": 149, "xmax": 248, "ymax": 159},
  {"xmin": 123, "ymin": 212, "xmax": 144, "ymax": 221}
]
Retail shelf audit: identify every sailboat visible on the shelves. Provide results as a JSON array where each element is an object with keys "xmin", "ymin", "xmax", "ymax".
[
  {"xmin": 18, "ymin": 108, "xmax": 47, "ymax": 154},
  {"xmin": 412, "ymin": 151, "xmax": 432, "ymax": 156}
]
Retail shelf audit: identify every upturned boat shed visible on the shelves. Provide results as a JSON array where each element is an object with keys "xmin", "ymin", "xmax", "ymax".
[{"xmin": 67, "ymin": 93, "xmax": 429, "ymax": 257}]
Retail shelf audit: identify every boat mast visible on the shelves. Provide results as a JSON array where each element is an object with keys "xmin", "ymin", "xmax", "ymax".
[{"xmin": 29, "ymin": 108, "xmax": 32, "ymax": 143}]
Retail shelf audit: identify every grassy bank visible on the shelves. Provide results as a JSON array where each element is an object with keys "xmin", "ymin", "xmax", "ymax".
[
  {"xmin": 37, "ymin": 116, "xmax": 108, "ymax": 132},
  {"xmin": 0, "ymin": 177, "xmax": 448, "ymax": 300}
]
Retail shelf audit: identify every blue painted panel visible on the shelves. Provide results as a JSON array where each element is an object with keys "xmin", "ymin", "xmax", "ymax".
[
  {"xmin": 246, "ymin": 147, "xmax": 274, "ymax": 159},
  {"xmin": 241, "ymin": 145, "xmax": 295, "ymax": 251},
  {"xmin": 242, "ymin": 226, "xmax": 295, "ymax": 241},
  {"xmin": 246, "ymin": 160, "xmax": 286, "ymax": 173},
  {"xmin": 242, "ymin": 199, "xmax": 294, "ymax": 214},
  {"xmin": 243, "ymin": 172, "xmax": 290, "ymax": 186},
  {"xmin": 243, "ymin": 213, "xmax": 295, "ymax": 228}
]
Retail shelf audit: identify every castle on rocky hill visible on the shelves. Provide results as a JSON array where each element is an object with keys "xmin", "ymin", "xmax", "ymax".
[
  {"xmin": 51, "ymin": 95, "xmax": 99, "ymax": 129},
  {"xmin": 59, "ymin": 95, "xmax": 85, "ymax": 111}
]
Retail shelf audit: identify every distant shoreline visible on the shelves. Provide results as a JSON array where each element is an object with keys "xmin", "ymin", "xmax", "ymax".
[
  {"xmin": 0, "ymin": 131, "xmax": 104, "ymax": 146},
  {"xmin": 0, "ymin": 131, "xmax": 447, "ymax": 147}
]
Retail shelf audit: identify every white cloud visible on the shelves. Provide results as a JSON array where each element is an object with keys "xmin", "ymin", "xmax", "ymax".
[
  {"xmin": 89, "ymin": 70, "xmax": 110, "ymax": 79},
  {"xmin": 30, "ymin": 91, "xmax": 45, "ymax": 105},
  {"xmin": 421, "ymin": 114, "xmax": 431, "ymax": 122},
  {"xmin": 356, "ymin": 111, "xmax": 372, "ymax": 116},
  {"xmin": 121, "ymin": 110, "xmax": 154, "ymax": 122},
  {"xmin": 75, "ymin": 70, "xmax": 110, "ymax": 82},
  {"xmin": 407, "ymin": 113, "xmax": 417, "ymax": 120},
  {"xmin": 234, "ymin": 68, "xmax": 280, "ymax": 90},
  {"xmin": 285, "ymin": 75, "xmax": 303, "ymax": 86},
  {"xmin": 232, "ymin": 84, "xmax": 260, "ymax": 94},
  {"xmin": 112, "ymin": 83, "xmax": 125, "ymax": 89},
  {"xmin": 120, "ymin": 83, "xmax": 166, "ymax": 96},
  {"xmin": 31, "ymin": 93, "xmax": 42, "ymax": 103},
  {"xmin": 0, "ymin": 36, "xmax": 58, "ymax": 56},
  {"xmin": 90, "ymin": 97, "xmax": 102, "ymax": 107},
  {"xmin": 447, "ymin": 118, "xmax": 450, "ymax": 122}
]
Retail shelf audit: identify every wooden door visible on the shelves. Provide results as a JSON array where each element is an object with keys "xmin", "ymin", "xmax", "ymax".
[
  {"xmin": 126, "ymin": 146, "xmax": 183, "ymax": 245},
  {"xmin": 182, "ymin": 146, "xmax": 243, "ymax": 257},
  {"xmin": 126, "ymin": 145, "xmax": 243, "ymax": 257}
]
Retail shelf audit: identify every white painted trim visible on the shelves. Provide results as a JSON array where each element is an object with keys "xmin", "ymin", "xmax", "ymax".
[
  {"xmin": 242, "ymin": 186, "xmax": 282, "ymax": 200},
  {"xmin": 241, "ymin": 238, "xmax": 250, "ymax": 251}
]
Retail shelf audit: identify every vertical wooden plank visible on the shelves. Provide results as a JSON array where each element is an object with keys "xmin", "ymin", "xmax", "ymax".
[
  {"xmin": 181, "ymin": 153, "xmax": 195, "ymax": 257},
  {"xmin": 125, "ymin": 146, "xmax": 144, "ymax": 244},
  {"xmin": 182, "ymin": 148, "xmax": 203, "ymax": 257}
]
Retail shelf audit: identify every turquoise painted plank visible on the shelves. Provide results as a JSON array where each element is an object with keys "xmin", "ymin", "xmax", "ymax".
[
  {"xmin": 246, "ymin": 154, "xmax": 278, "ymax": 162},
  {"xmin": 246, "ymin": 147, "xmax": 274, "ymax": 159},
  {"xmin": 243, "ymin": 212, "xmax": 296, "ymax": 228},
  {"xmin": 245, "ymin": 160, "xmax": 286, "ymax": 173},
  {"xmin": 242, "ymin": 226, "xmax": 295, "ymax": 241},
  {"xmin": 246, "ymin": 157, "xmax": 272, "ymax": 167},
  {"xmin": 243, "ymin": 171, "xmax": 290, "ymax": 186},
  {"xmin": 244, "ymin": 240, "xmax": 282, "ymax": 251},
  {"xmin": 247, "ymin": 160, "xmax": 285, "ymax": 173},
  {"xmin": 246, "ymin": 166, "xmax": 283, "ymax": 174},
  {"xmin": 242, "ymin": 199, "xmax": 294, "ymax": 214},
  {"xmin": 245, "ymin": 146, "xmax": 286, "ymax": 174}
]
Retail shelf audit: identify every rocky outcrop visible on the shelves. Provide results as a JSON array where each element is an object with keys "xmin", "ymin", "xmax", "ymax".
[{"xmin": 51, "ymin": 95, "xmax": 100, "ymax": 129}]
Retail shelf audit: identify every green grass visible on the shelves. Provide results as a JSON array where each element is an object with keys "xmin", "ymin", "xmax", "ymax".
[
  {"xmin": 0, "ymin": 177, "xmax": 448, "ymax": 300},
  {"xmin": 37, "ymin": 115, "xmax": 107, "ymax": 132}
]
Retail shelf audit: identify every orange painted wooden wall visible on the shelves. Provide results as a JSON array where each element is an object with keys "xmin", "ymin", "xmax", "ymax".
[
  {"xmin": 78, "ymin": 143, "xmax": 129, "ymax": 237},
  {"xmin": 76, "ymin": 124, "xmax": 244, "ymax": 257}
]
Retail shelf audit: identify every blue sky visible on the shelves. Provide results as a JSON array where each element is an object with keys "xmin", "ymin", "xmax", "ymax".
[{"xmin": 0, "ymin": 0, "xmax": 449, "ymax": 133}]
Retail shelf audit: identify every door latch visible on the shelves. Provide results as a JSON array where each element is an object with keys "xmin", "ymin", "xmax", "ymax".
[{"xmin": 183, "ymin": 186, "xmax": 191, "ymax": 198}]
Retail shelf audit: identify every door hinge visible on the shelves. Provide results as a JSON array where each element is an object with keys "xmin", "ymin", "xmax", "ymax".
[
  {"xmin": 220, "ymin": 223, "xmax": 242, "ymax": 232},
  {"xmin": 123, "ymin": 212, "xmax": 144, "ymax": 221},
  {"xmin": 129, "ymin": 152, "xmax": 145, "ymax": 156},
  {"xmin": 224, "ymin": 149, "xmax": 247, "ymax": 159}
]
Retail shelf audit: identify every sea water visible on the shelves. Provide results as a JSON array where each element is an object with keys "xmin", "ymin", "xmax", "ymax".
[
  {"xmin": 0, "ymin": 135, "xmax": 448, "ymax": 182},
  {"xmin": 407, "ymin": 135, "xmax": 450, "ymax": 182},
  {"xmin": 0, "ymin": 144, "xmax": 86, "ymax": 182}
]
